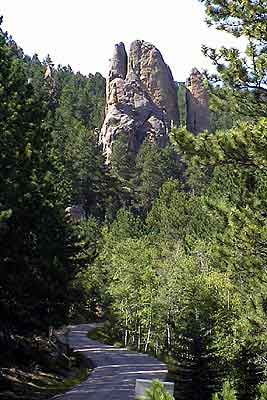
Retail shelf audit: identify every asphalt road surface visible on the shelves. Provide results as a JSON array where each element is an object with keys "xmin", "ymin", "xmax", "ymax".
[{"xmin": 52, "ymin": 323, "xmax": 168, "ymax": 400}]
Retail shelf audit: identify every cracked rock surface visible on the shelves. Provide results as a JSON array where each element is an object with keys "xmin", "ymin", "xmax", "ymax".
[
  {"xmin": 99, "ymin": 40, "xmax": 179, "ymax": 162},
  {"xmin": 186, "ymin": 68, "xmax": 209, "ymax": 135}
]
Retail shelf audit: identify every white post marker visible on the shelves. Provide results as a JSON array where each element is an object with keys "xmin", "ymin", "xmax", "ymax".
[{"xmin": 135, "ymin": 379, "xmax": 174, "ymax": 398}]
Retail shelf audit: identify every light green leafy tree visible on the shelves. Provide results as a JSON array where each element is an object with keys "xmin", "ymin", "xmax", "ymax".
[
  {"xmin": 212, "ymin": 381, "xmax": 237, "ymax": 400},
  {"xmin": 139, "ymin": 380, "xmax": 174, "ymax": 400}
]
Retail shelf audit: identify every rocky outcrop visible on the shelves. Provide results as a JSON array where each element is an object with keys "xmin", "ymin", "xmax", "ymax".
[
  {"xmin": 108, "ymin": 42, "xmax": 127, "ymax": 82},
  {"xmin": 100, "ymin": 40, "xmax": 179, "ymax": 162},
  {"xmin": 186, "ymin": 68, "xmax": 209, "ymax": 135}
]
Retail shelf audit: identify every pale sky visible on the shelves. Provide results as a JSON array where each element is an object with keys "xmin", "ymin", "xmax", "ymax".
[{"xmin": 1, "ymin": 0, "xmax": 246, "ymax": 82}]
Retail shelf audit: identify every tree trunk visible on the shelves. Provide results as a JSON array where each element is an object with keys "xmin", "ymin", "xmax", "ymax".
[
  {"xmin": 138, "ymin": 324, "xmax": 141, "ymax": 351},
  {"xmin": 144, "ymin": 325, "xmax": 151, "ymax": 353},
  {"xmin": 167, "ymin": 323, "xmax": 171, "ymax": 349}
]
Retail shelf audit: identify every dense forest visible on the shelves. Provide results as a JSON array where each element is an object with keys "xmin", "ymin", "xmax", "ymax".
[{"xmin": 1, "ymin": 0, "xmax": 267, "ymax": 399}]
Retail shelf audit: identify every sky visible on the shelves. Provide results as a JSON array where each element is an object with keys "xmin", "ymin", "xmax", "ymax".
[{"xmin": 1, "ymin": 0, "xmax": 246, "ymax": 82}]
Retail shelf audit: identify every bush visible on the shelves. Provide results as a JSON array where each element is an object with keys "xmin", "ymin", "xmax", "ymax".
[{"xmin": 139, "ymin": 380, "xmax": 174, "ymax": 400}]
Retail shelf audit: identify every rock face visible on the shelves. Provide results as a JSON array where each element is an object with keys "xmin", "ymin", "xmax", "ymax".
[
  {"xmin": 186, "ymin": 68, "xmax": 209, "ymax": 135},
  {"xmin": 100, "ymin": 40, "xmax": 179, "ymax": 162}
]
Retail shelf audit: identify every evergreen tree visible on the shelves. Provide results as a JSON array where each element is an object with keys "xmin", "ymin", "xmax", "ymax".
[
  {"xmin": 0, "ymin": 22, "xmax": 80, "ymax": 337},
  {"xmin": 200, "ymin": 0, "xmax": 267, "ymax": 120},
  {"xmin": 135, "ymin": 141, "xmax": 180, "ymax": 213},
  {"xmin": 110, "ymin": 133, "xmax": 136, "ymax": 198}
]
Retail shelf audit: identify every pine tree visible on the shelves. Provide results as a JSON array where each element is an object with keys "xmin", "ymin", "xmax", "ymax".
[
  {"xmin": 135, "ymin": 141, "xmax": 180, "ymax": 213},
  {"xmin": 200, "ymin": 0, "xmax": 267, "ymax": 119},
  {"xmin": 0, "ymin": 22, "xmax": 78, "ymax": 336}
]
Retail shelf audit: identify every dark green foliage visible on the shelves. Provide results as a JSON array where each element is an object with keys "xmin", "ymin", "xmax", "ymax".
[
  {"xmin": 111, "ymin": 134, "xmax": 135, "ymax": 181},
  {"xmin": 0, "ymin": 25, "xmax": 71, "ymax": 334},
  {"xmin": 54, "ymin": 68, "xmax": 105, "ymax": 131},
  {"xmin": 135, "ymin": 141, "xmax": 181, "ymax": 213},
  {"xmin": 200, "ymin": 0, "xmax": 267, "ymax": 120},
  {"xmin": 208, "ymin": 86, "xmax": 242, "ymax": 132},
  {"xmin": 110, "ymin": 137, "xmax": 181, "ymax": 213},
  {"xmin": 88, "ymin": 3, "xmax": 267, "ymax": 400},
  {"xmin": 1, "ymin": 2, "xmax": 267, "ymax": 399},
  {"xmin": 0, "ymin": 20, "xmax": 107, "ymax": 340}
]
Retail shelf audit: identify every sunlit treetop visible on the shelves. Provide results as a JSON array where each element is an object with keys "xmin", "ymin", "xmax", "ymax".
[{"xmin": 201, "ymin": 0, "xmax": 267, "ymax": 41}]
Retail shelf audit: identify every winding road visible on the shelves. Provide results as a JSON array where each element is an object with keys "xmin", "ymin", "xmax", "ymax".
[{"xmin": 53, "ymin": 323, "xmax": 168, "ymax": 400}]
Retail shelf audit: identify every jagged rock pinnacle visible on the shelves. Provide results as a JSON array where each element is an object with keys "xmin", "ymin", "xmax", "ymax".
[
  {"xmin": 186, "ymin": 68, "xmax": 209, "ymax": 134},
  {"xmin": 99, "ymin": 40, "xmax": 179, "ymax": 162}
]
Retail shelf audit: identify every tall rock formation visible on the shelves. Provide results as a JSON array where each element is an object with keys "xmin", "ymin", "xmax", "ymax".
[
  {"xmin": 186, "ymin": 68, "xmax": 209, "ymax": 134},
  {"xmin": 100, "ymin": 40, "xmax": 179, "ymax": 162}
]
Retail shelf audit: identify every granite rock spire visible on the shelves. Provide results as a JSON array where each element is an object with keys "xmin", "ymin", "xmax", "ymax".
[
  {"xmin": 99, "ymin": 40, "xmax": 179, "ymax": 162},
  {"xmin": 186, "ymin": 68, "xmax": 209, "ymax": 134}
]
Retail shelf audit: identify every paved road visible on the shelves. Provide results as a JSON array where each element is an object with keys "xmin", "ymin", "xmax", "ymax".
[{"xmin": 52, "ymin": 323, "xmax": 168, "ymax": 400}]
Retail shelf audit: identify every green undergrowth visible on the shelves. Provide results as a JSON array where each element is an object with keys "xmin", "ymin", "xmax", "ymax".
[
  {"xmin": 87, "ymin": 320, "xmax": 123, "ymax": 348},
  {"xmin": 88, "ymin": 322, "xmax": 224, "ymax": 399},
  {"xmin": 0, "ymin": 334, "xmax": 91, "ymax": 400}
]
